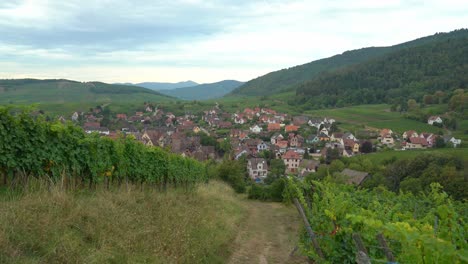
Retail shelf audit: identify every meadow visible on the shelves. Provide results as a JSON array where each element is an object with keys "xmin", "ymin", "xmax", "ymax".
[{"xmin": 0, "ymin": 181, "xmax": 245, "ymax": 264}]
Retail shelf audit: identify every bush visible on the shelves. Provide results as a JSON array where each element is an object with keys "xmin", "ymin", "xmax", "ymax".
[
  {"xmin": 217, "ymin": 160, "xmax": 246, "ymax": 193},
  {"xmin": 247, "ymin": 178, "xmax": 286, "ymax": 202}
]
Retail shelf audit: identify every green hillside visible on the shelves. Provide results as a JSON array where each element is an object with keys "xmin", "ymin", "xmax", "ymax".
[
  {"xmin": 159, "ymin": 80, "xmax": 244, "ymax": 100},
  {"xmin": 0, "ymin": 79, "xmax": 173, "ymax": 104},
  {"xmin": 230, "ymin": 29, "xmax": 468, "ymax": 97},
  {"xmin": 294, "ymin": 32, "xmax": 468, "ymax": 108}
]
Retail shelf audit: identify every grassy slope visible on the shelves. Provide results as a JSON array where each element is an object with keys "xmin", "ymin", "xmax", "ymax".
[
  {"xmin": 0, "ymin": 181, "xmax": 245, "ymax": 263},
  {"xmin": 0, "ymin": 79, "xmax": 173, "ymax": 105}
]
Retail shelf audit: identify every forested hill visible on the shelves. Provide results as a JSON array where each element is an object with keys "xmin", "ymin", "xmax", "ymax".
[
  {"xmin": 293, "ymin": 32, "xmax": 468, "ymax": 108},
  {"xmin": 230, "ymin": 29, "xmax": 468, "ymax": 97},
  {"xmin": 158, "ymin": 80, "xmax": 244, "ymax": 100},
  {"xmin": 0, "ymin": 79, "xmax": 173, "ymax": 104}
]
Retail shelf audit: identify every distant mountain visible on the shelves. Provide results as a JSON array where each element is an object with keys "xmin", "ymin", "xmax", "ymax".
[
  {"xmin": 158, "ymin": 80, "xmax": 244, "ymax": 100},
  {"xmin": 230, "ymin": 29, "xmax": 468, "ymax": 96},
  {"xmin": 293, "ymin": 30, "xmax": 468, "ymax": 108},
  {"xmin": 131, "ymin": 81, "xmax": 199, "ymax": 90},
  {"xmin": 0, "ymin": 79, "xmax": 173, "ymax": 104}
]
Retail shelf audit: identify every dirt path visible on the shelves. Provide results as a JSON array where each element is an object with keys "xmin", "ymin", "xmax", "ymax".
[{"xmin": 228, "ymin": 200, "xmax": 308, "ymax": 264}]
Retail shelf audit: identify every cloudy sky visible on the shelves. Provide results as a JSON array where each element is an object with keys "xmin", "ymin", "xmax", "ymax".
[{"xmin": 0, "ymin": 0, "xmax": 467, "ymax": 83}]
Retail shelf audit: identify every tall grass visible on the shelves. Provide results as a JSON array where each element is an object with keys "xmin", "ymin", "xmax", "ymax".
[{"xmin": 0, "ymin": 181, "xmax": 245, "ymax": 263}]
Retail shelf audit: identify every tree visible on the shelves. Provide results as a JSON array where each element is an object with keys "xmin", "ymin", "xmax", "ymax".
[
  {"xmin": 423, "ymin": 94, "xmax": 434, "ymax": 104},
  {"xmin": 360, "ymin": 141, "xmax": 373, "ymax": 153},
  {"xmin": 407, "ymin": 99, "xmax": 419, "ymax": 112},
  {"xmin": 434, "ymin": 137, "xmax": 446, "ymax": 148},
  {"xmin": 270, "ymin": 159, "xmax": 286, "ymax": 176}
]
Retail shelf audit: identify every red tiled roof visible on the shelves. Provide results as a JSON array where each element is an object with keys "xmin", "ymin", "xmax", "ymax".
[
  {"xmin": 268, "ymin": 123, "xmax": 281, "ymax": 131},
  {"xmin": 409, "ymin": 137, "xmax": 428, "ymax": 146},
  {"xmin": 285, "ymin": 125, "xmax": 299, "ymax": 132},
  {"xmin": 282, "ymin": 150, "xmax": 300, "ymax": 159}
]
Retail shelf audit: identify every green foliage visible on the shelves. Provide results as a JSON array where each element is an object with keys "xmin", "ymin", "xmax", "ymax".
[
  {"xmin": 216, "ymin": 159, "xmax": 246, "ymax": 193},
  {"xmin": 382, "ymin": 153, "xmax": 466, "ymax": 200},
  {"xmin": 295, "ymin": 31, "xmax": 468, "ymax": 108},
  {"xmin": 286, "ymin": 179, "xmax": 467, "ymax": 263},
  {"xmin": 247, "ymin": 178, "xmax": 286, "ymax": 202},
  {"xmin": 231, "ymin": 29, "xmax": 468, "ymax": 98},
  {"xmin": 0, "ymin": 108, "xmax": 206, "ymax": 189}
]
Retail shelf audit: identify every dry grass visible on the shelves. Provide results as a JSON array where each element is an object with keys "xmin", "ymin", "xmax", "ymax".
[{"xmin": 0, "ymin": 181, "xmax": 245, "ymax": 264}]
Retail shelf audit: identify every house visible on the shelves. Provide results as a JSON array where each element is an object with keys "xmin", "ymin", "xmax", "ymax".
[
  {"xmin": 330, "ymin": 133, "xmax": 344, "ymax": 142},
  {"xmin": 270, "ymin": 133, "xmax": 284, "ymax": 144},
  {"xmin": 282, "ymin": 150, "xmax": 302, "ymax": 174},
  {"xmin": 306, "ymin": 135, "xmax": 320, "ymax": 144},
  {"xmin": 319, "ymin": 127, "xmax": 329, "ymax": 136},
  {"xmin": 239, "ymin": 132, "xmax": 249, "ymax": 141},
  {"xmin": 342, "ymin": 149, "xmax": 354, "ymax": 157},
  {"xmin": 406, "ymin": 137, "xmax": 428, "ymax": 149},
  {"xmin": 427, "ymin": 116, "xmax": 443, "ymax": 125},
  {"xmin": 247, "ymin": 158, "xmax": 268, "ymax": 181},
  {"xmin": 379, "ymin": 129, "xmax": 393, "ymax": 138},
  {"xmin": 141, "ymin": 130, "xmax": 165, "ymax": 147},
  {"xmin": 299, "ymin": 159, "xmax": 320, "ymax": 177},
  {"xmin": 285, "ymin": 125, "xmax": 300, "ymax": 133},
  {"xmin": 71, "ymin": 112, "xmax": 79, "ymax": 122},
  {"xmin": 380, "ymin": 134, "xmax": 395, "ymax": 146},
  {"xmin": 193, "ymin": 126, "xmax": 201, "ymax": 134},
  {"xmin": 289, "ymin": 134, "xmax": 304, "ymax": 148},
  {"xmin": 257, "ymin": 141, "xmax": 269, "ymax": 152},
  {"xmin": 308, "ymin": 118, "xmax": 324, "ymax": 128},
  {"xmin": 319, "ymin": 132, "xmax": 330, "ymax": 141},
  {"xmin": 234, "ymin": 148, "xmax": 249, "ymax": 160},
  {"xmin": 341, "ymin": 169, "xmax": 369, "ymax": 186},
  {"xmin": 403, "ymin": 130, "xmax": 418, "ymax": 140},
  {"xmin": 250, "ymin": 125, "xmax": 263, "ymax": 134},
  {"xmin": 343, "ymin": 139, "xmax": 360, "ymax": 153},
  {"xmin": 343, "ymin": 132, "xmax": 356, "ymax": 141},
  {"xmin": 268, "ymin": 123, "xmax": 281, "ymax": 132},
  {"xmin": 420, "ymin": 133, "xmax": 435, "ymax": 147},
  {"xmin": 275, "ymin": 140, "xmax": 289, "ymax": 153},
  {"xmin": 444, "ymin": 136, "xmax": 462, "ymax": 147},
  {"xmin": 85, "ymin": 126, "xmax": 110, "ymax": 135},
  {"xmin": 234, "ymin": 116, "xmax": 246, "ymax": 124}
]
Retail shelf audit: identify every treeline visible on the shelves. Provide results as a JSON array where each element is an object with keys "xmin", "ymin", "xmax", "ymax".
[
  {"xmin": 0, "ymin": 108, "xmax": 206, "ymax": 190},
  {"xmin": 294, "ymin": 33, "xmax": 468, "ymax": 109}
]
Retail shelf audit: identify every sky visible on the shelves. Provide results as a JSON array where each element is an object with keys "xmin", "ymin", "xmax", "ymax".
[{"xmin": 0, "ymin": 0, "xmax": 467, "ymax": 84}]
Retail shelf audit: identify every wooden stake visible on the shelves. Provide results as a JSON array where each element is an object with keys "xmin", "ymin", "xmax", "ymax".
[
  {"xmin": 353, "ymin": 233, "xmax": 371, "ymax": 264},
  {"xmin": 376, "ymin": 233, "xmax": 395, "ymax": 262},
  {"xmin": 293, "ymin": 198, "xmax": 325, "ymax": 259}
]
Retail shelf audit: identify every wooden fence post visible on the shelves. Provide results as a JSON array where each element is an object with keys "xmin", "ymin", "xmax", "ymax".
[
  {"xmin": 376, "ymin": 233, "xmax": 396, "ymax": 262},
  {"xmin": 293, "ymin": 198, "xmax": 325, "ymax": 260},
  {"xmin": 353, "ymin": 233, "xmax": 371, "ymax": 264}
]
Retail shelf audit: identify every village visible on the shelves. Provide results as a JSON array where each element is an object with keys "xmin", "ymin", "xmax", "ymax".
[{"xmin": 68, "ymin": 102, "xmax": 462, "ymax": 185}]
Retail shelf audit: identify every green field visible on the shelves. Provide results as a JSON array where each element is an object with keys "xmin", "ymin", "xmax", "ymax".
[
  {"xmin": 350, "ymin": 148, "xmax": 468, "ymax": 165},
  {"xmin": 305, "ymin": 104, "xmax": 443, "ymax": 134}
]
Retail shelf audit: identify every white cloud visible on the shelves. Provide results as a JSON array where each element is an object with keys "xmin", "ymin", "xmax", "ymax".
[{"xmin": 0, "ymin": 0, "xmax": 467, "ymax": 83}]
